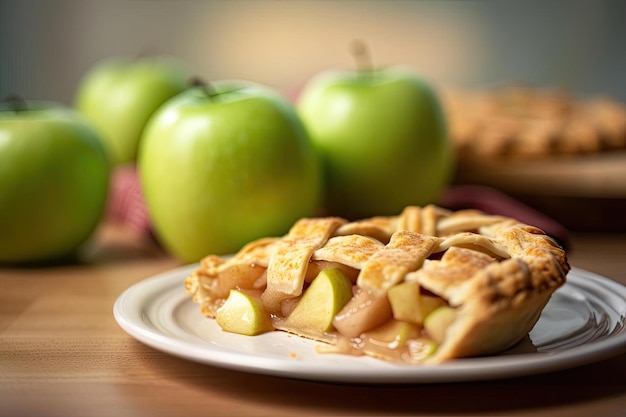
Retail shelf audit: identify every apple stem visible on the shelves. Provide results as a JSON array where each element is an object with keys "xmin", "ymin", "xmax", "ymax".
[
  {"xmin": 350, "ymin": 39, "xmax": 373, "ymax": 73},
  {"xmin": 2, "ymin": 94, "xmax": 28, "ymax": 112},
  {"xmin": 188, "ymin": 76, "xmax": 218, "ymax": 99}
]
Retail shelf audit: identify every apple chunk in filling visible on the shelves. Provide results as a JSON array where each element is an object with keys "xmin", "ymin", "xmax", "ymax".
[
  {"xmin": 327, "ymin": 281, "xmax": 454, "ymax": 361},
  {"xmin": 281, "ymin": 268, "xmax": 354, "ymax": 337},
  {"xmin": 216, "ymin": 289, "xmax": 274, "ymax": 336},
  {"xmin": 387, "ymin": 281, "xmax": 447, "ymax": 325},
  {"xmin": 332, "ymin": 286, "xmax": 393, "ymax": 338}
]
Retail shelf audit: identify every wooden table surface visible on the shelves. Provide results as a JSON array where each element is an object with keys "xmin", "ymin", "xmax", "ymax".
[{"xmin": 2, "ymin": 222, "xmax": 626, "ymax": 417}]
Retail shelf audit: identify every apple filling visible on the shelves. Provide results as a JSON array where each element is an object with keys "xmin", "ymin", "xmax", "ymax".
[{"xmin": 185, "ymin": 205, "xmax": 569, "ymax": 364}]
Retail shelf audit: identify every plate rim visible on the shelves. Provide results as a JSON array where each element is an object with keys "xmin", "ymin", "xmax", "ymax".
[{"xmin": 113, "ymin": 265, "xmax": 626, "ymax": 384}]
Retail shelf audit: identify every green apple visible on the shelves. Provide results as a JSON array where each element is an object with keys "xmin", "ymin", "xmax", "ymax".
[
  {"xmin": 74, "ymin": 55, "xmax": 189, "ymax": 165},
  {"xmin": 283, "ymin": 267, "xmax": 353, "ymax": 336},
  {"xmin": 387, "ymin": 281, "xmax": 447, "ymax": 325},
  {"xmin": 423, "ymin": 306, "xmax": 457, "ymax": 344},
  {"xmin": 0, "ymin": 97, "xmax": 109, "ymax": 263},
  {"xmin": 297, "ymin": 44, "xmax": 453, "ymax": 219},
  {"xmin": 216, "ymin": 289, "xmax": 274, "ymax": 336},
  {"xmin": 138, "ymin": 80, "xmax": 322, "ymax": 262}
]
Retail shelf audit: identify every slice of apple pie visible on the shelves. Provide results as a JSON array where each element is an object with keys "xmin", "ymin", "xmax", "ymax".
[{"xmin": 184, "ymin": 205, "xmax": 569, "ymax": 364}]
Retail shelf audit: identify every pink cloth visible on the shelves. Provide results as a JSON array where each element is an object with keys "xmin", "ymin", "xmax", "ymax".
[{"xmin": 105, "ymin": 165, "xmax": 151, "ymax": 236}]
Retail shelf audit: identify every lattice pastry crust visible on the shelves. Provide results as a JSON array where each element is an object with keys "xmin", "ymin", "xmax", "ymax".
[{"xmin": 185, "ymin": 205, "xmax": 569, "ymax": 364}]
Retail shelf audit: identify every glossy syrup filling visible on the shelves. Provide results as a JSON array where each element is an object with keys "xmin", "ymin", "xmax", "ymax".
[{"xmin": 212, "ymin": 255, "xmax": 459, "ymax": 364}]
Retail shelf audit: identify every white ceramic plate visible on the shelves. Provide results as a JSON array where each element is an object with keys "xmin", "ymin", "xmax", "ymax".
[{"xmin": 113, "ymin": 266, "xmax": 626, "ymax": 383}]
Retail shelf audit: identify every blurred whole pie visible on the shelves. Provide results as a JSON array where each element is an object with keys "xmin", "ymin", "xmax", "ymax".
[
  {"xmin": 443, "ymin": 85, "xmax": 626, "ymax": 159},
  {"xmin": 185, "ymin": 205, "xmax": 569, "ymax": 364}
]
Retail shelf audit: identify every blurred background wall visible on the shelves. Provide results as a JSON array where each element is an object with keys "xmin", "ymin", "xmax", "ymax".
[{"xmin": 1, "ymin": 0, "xmax": 625, "ymax": 105}]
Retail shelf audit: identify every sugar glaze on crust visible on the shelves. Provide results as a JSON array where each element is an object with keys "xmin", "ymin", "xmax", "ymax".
[{"xmin": 185, "ymin": 205, "xmax": 570, "ymax": 364}]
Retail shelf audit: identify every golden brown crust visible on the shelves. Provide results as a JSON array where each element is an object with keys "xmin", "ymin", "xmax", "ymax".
[
  {"xmin": 262, "ymin": 217, "xmax": 346, "ymax": 313},
  {"xmin": 312, "ymin": 235, "xmax": 384, "ymax": 268},
  {"xmin": 358, "ymin": 231, "xmax": 441, "ymax": 293},
  {"xmin": 184, "ymin": 204, "xmax": 570, "ymax": 364}
]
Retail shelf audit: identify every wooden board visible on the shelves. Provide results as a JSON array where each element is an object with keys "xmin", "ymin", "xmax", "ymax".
[{"xmin": 455, "ymin": 151, "xmax": 626, "ymax": 199}]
